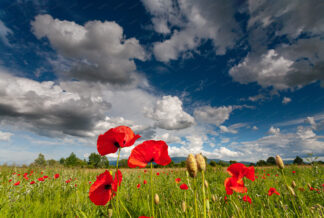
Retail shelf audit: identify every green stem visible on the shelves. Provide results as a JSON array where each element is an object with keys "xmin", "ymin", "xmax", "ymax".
[
  {"xmin": 194, "ymin": 178, "xmax": 198, "ymax": 218},
  {"xmin": 281, "ymin": 169, "xmax": 300, "ymax": 217},
  {"xmin": 115, "ymin": 148, "xmax": 121, "ymax": 216},
  {"xmin": 151, "ymin": 162, "xmax": 155, "ymax": 218},
  {"xmin": 202, "ymin": 171, "xmax": 206, "ymax": 218}
]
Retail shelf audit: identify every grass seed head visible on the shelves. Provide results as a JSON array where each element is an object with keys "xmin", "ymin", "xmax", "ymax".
[
  {"xmin": 292, "ymin": 181, "xmax": 296, "ymax": 188},
  {"xmin": 195, "ymin": 153, "xmax": 206, "ymax": 172},
  {"xmin": 186, "ymin": 154, "xmax": 198, "ymax": 178},
  {"xmin": 154, "ymin": 193, "xmax": 160, "ymax": 205},
  {"xmin": 275, "ymin": 155, "xmax": 284, "ymax": 169},
  {"xmin": 108, "ymin": 209, "xmax": 113, "ymax": 218},
  {"xmin": 181, "ymin": 201, "xmax": 186, "ymax": 212},
  {"xmin": 211, "ymin": 194, "xmax": 216, "ymax": 202},
  {"xmin": 287, "ymin": 185, "xmax": 296, "ymax": 196}
]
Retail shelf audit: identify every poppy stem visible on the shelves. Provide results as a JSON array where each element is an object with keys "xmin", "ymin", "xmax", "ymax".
[
  {"xmin": 194, "ymin": 178, "xmax": 198, "ymax": 218},
  {"xmin": 281, "ymin": 169, "xmax": 300, "ymax": 217},
  {"xmin": 115, "ymin": 148, "xmax": 121, "ymax": 217},
  {"xmin": 150, "ymin": 162, "xmax": 155, "ymax": 218}
]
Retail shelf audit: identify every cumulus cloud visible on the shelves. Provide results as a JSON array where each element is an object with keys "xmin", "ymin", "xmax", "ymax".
[
  {"xmin": 0, "ymin": 131, "xmax": 13, "ymax": 141},
  {"xmin": 145, "ymin": 95, "xmax": 195, "ymax": 130},
  {"xmin": 153, "ymin": 133, "xmax": 182, "ymax": 144},
  {"xmin": 31, "ymin": 14, "xmax": 147, "ymax": 85},
  {"xmin": 219, "ymin": 125, "xmax": 237, "ymax": 134},
  {"xmin": 230, "ymin": 1, "xmax": 324, "ymax": 90},
  {"xmin": 267, "ymin": 126, "xmax": 280, "ymax": 135},
  {"xmin": 194, "ymin": 106, "xmax": 233, "ymax": 126},
  {"xmin": 252, "ymin": 126, "xmax": 258, "ymax": 130},
  {"xmin": 305, "ymin": 116, "xmax": 316, "ymax": 130},
  {"xmin": 141, "ymin": 0, "xmax": 241, "ymax": 62},
  {"xmin": 282, "ymin": 97, "xmax": 291, "ymax": 104},
  {"xmin": 0, "ymin": 20, "xmax": 13, "ymax": 46}
]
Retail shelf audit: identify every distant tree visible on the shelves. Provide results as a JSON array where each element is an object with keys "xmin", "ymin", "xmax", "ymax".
[
  {"xmin": 98, "ymin": 156, "xmax": 109, "ymax": 168},
  {"xmin": 229, "ymin": 160, "xmax": 237, "ymax": 165},
  {"xmin": 293, "ymin": 156, "xmax": 304, "ymax": 165},
  {"xmin": 118, "ymin": 159, "xmax": 128, "ymax": 168},
  {"xmin": 65, "ymin": 152, "xmax": 78, "ymax": 167},
  {"xmin": 169, "ymin": 160, "xmax": 175, "ymax": 167},
  {"xmin": 256, "ymin": 160, "xmax": 267, "ymax": 166},
  {"xmin": 209, "ymin": 160, "xmax": 217, "ymax": 167},
  {"xmin": 47, "ymin": 159, "xmax": 57, "ymax": 166},
  {"xmin": 34, "ymin": 153, "xmax": 46, "ymax": 166},
  {"xmin": 249, "ymin": 163, "xmax": 255, "ymax": 167},
  {"xmin": 180, "ymin": 161, "xmax": 186, "ymax": 167},
  {"xmin": 59, "ymin": 158, "xmax": 65, "ymax": 165},
  {"xmin": 88, "ymin": 153, "xmax": 102, "ymax": 168},
  {"xmin": 218, "ymin": 161, "xmax": 229, "ymax": 167},
  {"xmin": 266, "ymin": 157, "xmax": 276, "ymax": 165}
]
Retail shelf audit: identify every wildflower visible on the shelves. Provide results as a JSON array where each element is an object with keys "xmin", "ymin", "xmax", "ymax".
[
  {"xmin": 292, "ymin": 171, "xmax": 296, "ymax": 174},
  {"xmin": 156, "ymin": 172, "xmax": 160, "ymax": 176},
  {"xmin": 143, "ymin": 180, "xmax": 147, "ymax": 184},
  {"xmin": 227, "ymin": 163, "xmax": 255, "ymax": 181},
  {"xmin": 128, "ymin": 140, "xmax": 171, "ymax": 168},
  {"xmin": 89, "ymin": 181, "xmax": 92, "ymax": 184},
  {"xmin": 137, "ymin": 184, "xmax": 141, "ymax": 189},
  {"xmin": 54, "ymin": 174, "xmax": 60, "ymax": 179},
  {"xmin": 65, "ymin": 180, "xmax": 70, "ymax": 184},
  {"xmin": 268, "ymin": 187, "xmax": 280, "ymax": 196},
  {"xmin": 30, "ymin": 181, "xmax": 35, "ymax": 185},
  {"xmin": 224, "ymin": 176, "xmax": 247, "ymax": 195},
  {"xmin": 89, "ymin": 170, "xmax": 122, "ymax": 205},
  {"xmin": 9, "ymin": 179, "xmax": 12, "ymax": 182},
  {"xmin": 97, "ymin": 126, "xmax": 141, "ymax": 155},
  {"xmin": 43, "ymin": 175, "xmax": 48, "ymax": 179},
  {"xmin": 14, "ymin": 181, "xmax": 20, "ymax": 186},
  {"xmin": 243, "ymin": 195, "xmax": 252, "ymax": 204},
  {"xmin": 175, "ymin": 178, "xmax": 181, "ymax": 183},
  {"xmin": 180, "ymin": 183, "xmax": 188, "ymax": 190},
  {"xmin": 38, "ymin": 177, "xmax": 44, "ymax": 182}
]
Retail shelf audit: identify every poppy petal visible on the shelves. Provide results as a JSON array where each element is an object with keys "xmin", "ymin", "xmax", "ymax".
[{"xmin": 89, "ymin": 170, "xmax": 114, "ymax": 205}]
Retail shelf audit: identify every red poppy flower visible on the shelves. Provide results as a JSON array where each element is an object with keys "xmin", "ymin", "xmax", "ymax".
[
  {"xmin": 156, "ymin": 172, "xmax": 160, "ymax": 176},
  {"xmin": 41, "ymin": 172, "xmax": 43, "ymax": 174},
  {"xmin": 9, "ymin": 179, "xmax": 12, "ymax": 182},
  {"xmin": 292, "ymin": 171, "xmax": 296, "ymax": 174},
  {"xmin": 65, "ymin": 179, "xmax": 71, "ymax": 184},
  {"xmin": 224, "ymin": 177, "xmax": 247, "ymax": 195},
  {"xmin": 268, "ymin": 187, "xmax": 280, "ymax": 196},
  {"xmin": 23, "ymin": 173, "xmax": 28, "ymax": 177},
  {"xmin": 175, "ymin": 178, "xmax": 181, "ymax": 183},
  {"xmin": 243, "ymin": 195, "xmax": 252, "ymax": 204},
  {"xmin": 14, "ymin": 181, "xmax": 20, "ymax": 186},
  {"xmin": 310, "ymin": 187, "xmax": 315, "ymax": 191},
  {"xmin": 30, "ymin": 181, "xmax": 35, "ymax": 185},
  {"xmin": 128, "ymin": 140, "xmax": 171, "ymax": 168},
  {"xmin": 38, "ymin": 177, "xmax": 44, "ymax": 182},
  {"xmin": 275, "ymin": 174, "xmax": 279, "ymax": 177},
  {"xmin": 224, "ymin": 196, "xmax": 228, "ymax": 202},
  {"xmin": 97, "ymin": 126, "xmax": 141, "ymax": 156},
  {"xmin": 17, "ymin": 174, "xmax": 20, "ymax": 176},
  {"xmin": 143, "ymin": 180, "xmax": 147, "ymax": 184},
  {"xmin": 89, "ymin": 181, "xmax": 92, "ymax": 184},
  {"xmin": 227, "ymin": 163, "xmax": 255, "ymax": 181},
  {"xmin": 138, "ymin": 216, "xmax": 152, "ymax": 218},
  {"xmin": 137, "ymin": 184, "xmax": 141, "ymax": 189},
  {"xmin": 43, "ymin": 175, "xmax": 48, "ymax": 179},
  {"xmin": 54, "ymin": 174, "xmax": 60, "ymax": 179},
  {"xmin": 75, "ymin": 184, "xmax": 77, "ymax": 187},
  {"xmin": 144, "ymin": 170, "xmax": 147, "ymax": 173},
  {"xmin": 24, "ymin": 176, "xmax": 29, "ymax": 180},
  {"xmin": 89, "ymin": 170, "xmax": 122, "ymax": 205},
  {"xmin": 267, "ymin": 173, "xmax": 270, "ymax": 176},
  {"xmin": 180, "ymin": 183, "xmax": 188, "ymax": 190}
]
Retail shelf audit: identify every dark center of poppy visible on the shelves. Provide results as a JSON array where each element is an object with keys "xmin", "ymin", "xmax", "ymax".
[
  {"xmin": 114, "ymin": 142, "xmax": 120, "ymax": 148},
  {"xmin": 150, "ymin": 158, "xmax": 154, "ymax": 162},
  {"xmin": 105, "ymin": 184, "xmax": 111, "ymax": 190}
]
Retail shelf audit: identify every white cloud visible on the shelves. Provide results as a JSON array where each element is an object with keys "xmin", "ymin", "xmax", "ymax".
[
  {"xmin": 0, "ymin": 20, "xmax": 12, "ymax": 46},
  {"xmin": 194, "ymin": 106, "xmax": 233, "ymax": 126},
  {"xmin": 0, "ymin": 131, "xmax": 13, "ymax": 141},
  {"xmin": 31, "ymin": 14, "xmax": 147, "ymax": 85},
  {"xmin": 267, "ymin": 126, "xmax": 280, "ymax": 135},
  {"xmin": 305, "ymin": 116, "xmax": 316, "ymax": 130},
  {"xmin": 145, "ymin": 95, "xmax": 194, "ymax": 130},
  {"xmin": 153, "ymin": 133, "xmax": 182, "ymax": 144},
  {"xmin": 219, "ymin": 125, "xmax": 237, "ymax": 134},
  {"xmin": 141, "ymin": 0, "xmax": 241, "ymax": 62},
  {"xmin": 282, "ymin": 97, "xmax": 291, "ymax": 104},
  {"xmin": 252, "ymin": 126, "xmax": 258, "ymax": 130}
]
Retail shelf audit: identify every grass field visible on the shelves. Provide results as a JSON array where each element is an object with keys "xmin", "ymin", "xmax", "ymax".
[{"xmin": 0, "ymin": 165, "xmax": 323, "ymax": 217}]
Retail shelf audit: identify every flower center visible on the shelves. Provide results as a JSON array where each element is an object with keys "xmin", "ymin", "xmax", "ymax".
[
  {"xmin": 114, "ymin": 142, "xmax": 120, "ymax": 148},
  {"xmin": 105, "ymin": 184, "xmax": 111, "ymax": 190},
  {"xmin": 150, "ymin": 158, "xmax": 154, "ymax": 162}
]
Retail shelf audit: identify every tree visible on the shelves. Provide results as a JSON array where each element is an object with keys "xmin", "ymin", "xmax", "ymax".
[
  {"xmin": 65, "ymin": 152, "xmax": 78, "ymax": 166},
  {"xmin": 229, "ymin": 160, "xmax": 237, "ymax": 165},
  {"xmin": 98, "ymin": 156, "xmax": 109, "ymax": 168},
  {"xmin": 256, "ymin": 160, "xmax": 267, "ymax": 166},
  {"xmin": 209, "ymin": 160, "xmax": 217, "ymax": 167},
  {"xmin": 34, "ymin": 153, "xmax": 46, "ymax": 166},
  {"xmin": 59, "ymin": 158, "xmax": 65, "ymax": 165},
  {"xmin": 47, "ymin": 159, "xmax": 57, "ymax": 166},
  {"xmin": 88, "ymin": 153, "xmax": 102, "ymax": 168},
  {"xmin": 266, "ymin": 157, "xmax": 276, "ymax": 165},
  {"xmin": 293, "ymin": 156, "xmax": 304, "ymax": 165}
]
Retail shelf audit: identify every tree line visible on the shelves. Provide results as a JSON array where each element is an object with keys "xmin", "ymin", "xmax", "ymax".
[{"xmin": 29, "ymin": 153, "xmax": 322, "ymax": 169}]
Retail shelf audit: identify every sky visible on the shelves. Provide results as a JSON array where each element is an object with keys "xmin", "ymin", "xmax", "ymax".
[{"xmin": 0, "ymin": 0, "xmax": 324, "ymax": 165}]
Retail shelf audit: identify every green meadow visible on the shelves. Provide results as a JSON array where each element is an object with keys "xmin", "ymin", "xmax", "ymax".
[{"xmin": 0, "ymin": 165, "xmax": 323, "ymax": 218}]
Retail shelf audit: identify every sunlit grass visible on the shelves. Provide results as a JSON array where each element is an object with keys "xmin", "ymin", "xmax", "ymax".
[{"xmin": 0, "ymin": 165, "xmax": 323, "ymax": 217}]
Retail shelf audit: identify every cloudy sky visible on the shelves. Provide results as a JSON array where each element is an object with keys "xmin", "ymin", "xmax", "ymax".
[{"xmin": 1, "ymin": 0, "xmax": 324, "ymax": 165}]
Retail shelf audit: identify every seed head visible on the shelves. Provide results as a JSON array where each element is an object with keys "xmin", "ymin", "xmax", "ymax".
[
  {"xmin": 186, "ymin": 154, "xmax": 198, "ymax": 178},
  {"xmin": 195, "ymin": 153, "xmax": 206, "ymax": 172},
  {"xmin": 291, "ymin": 181, "xmax": 296, "ymax": 188},
  {"xmin": 211, "ymin": 194, "xmax": 216, "ymax": 202},
  {"xmin": 287, "ymin": 185, "xmax": 296, "ymax": 196},
  {"xmin": 181, "ymin": 201, "xmax": 186, "ymax": 212},
  {"xmin": 204, "ymin": 180, "xmax": 209, "ymax": 189},
  {"xmin": 154, "ymin": 193, "xmax": 160, "ymax": 205},
  {"xmin": 275, "ymin": 155, "xmax": 284, "ymax": 169}
]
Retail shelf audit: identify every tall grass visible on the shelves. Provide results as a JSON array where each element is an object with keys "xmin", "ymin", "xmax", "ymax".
[{"xmin": 0, "ymin": 165, "xmax": 323, "ymax": 217}]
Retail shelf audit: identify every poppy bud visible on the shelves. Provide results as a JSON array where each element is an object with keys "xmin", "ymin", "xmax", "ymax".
[
  {"xmin": 186, "ymin": 154, "xmax": 198, "ymax": 178},
  {"xmin": 108, "ymin": 208, "xmax": 113, "ymax": 218},
  {"xmin": 307, "ymin": 183, "xmax": 312, "ymax": 189},
  {"xmin": 291, "ymin": 181, "xmax": 296, "ymax": 188},
  {"xmin": 154, "ymin": 193, "xmax": 160, "ymax": 205},
  {"xmin": 181, "ymin": 201, "xmax": 186, "ymax": 212},
  {"xmin": 211, "ymin": 194, "xmax": 216, "ymax": 202},
  {"xmin": 204, "ymin": 180, "xmax": 209, "ymax": 189},
  {"xmin": 287, "ymin": 185, "xmax": 296, "ymax": 196},
  {"xmin": 195, "ymin": 153, "xmax": 206, "ymax": 172},
  {"xmin": 275, "ymin": 155, "xmax": 284, "ymax": 169},
  {"xmin": 206, "ymin": 199, "xmax": 210, "ymax": 212}
]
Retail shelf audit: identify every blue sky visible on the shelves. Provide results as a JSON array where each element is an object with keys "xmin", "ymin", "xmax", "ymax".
[{"xmin": 0, "ymin": 0, "xmax": 324, "ymax": 164}]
